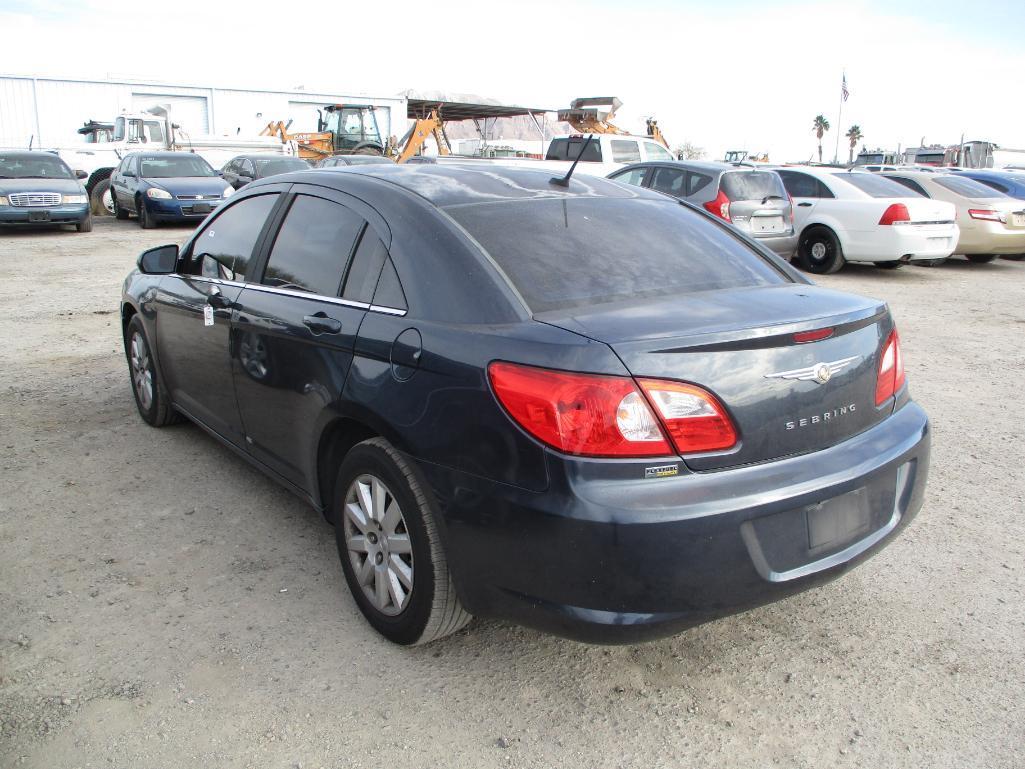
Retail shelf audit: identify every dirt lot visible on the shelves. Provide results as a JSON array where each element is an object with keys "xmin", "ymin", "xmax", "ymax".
[{"xmin": 1, "ymin": 219, "xmax": 1023, "ymax": 768}]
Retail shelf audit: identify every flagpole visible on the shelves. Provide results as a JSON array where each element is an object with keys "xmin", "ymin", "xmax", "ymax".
[{"xmin": 834, "ymin": 75, "xmax": 844, "ymax": 164}]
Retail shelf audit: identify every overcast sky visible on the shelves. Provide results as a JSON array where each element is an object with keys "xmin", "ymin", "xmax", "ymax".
[{"xmin": 3, "ymin": 0, "xmax": 1022, "ymax": 161}]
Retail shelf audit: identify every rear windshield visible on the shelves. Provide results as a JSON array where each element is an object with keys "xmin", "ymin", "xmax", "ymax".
[
  {"xmin": 447, "ymin": 198, "xmax": 787, "ymax": 313},
  {"xmin": 140, "ymin": 156, "xmax": 216, "ymax": 178},
  {"xmin": 934, "ymin": 175, "xmax": 1008, "ymax": 199},
  {"xmin": 545, "ymin": 138, "xmax": 603, "ymax": 162},
  {"xmin": 721, "ymin": 171, "xmax": 787, "ymax": 201},
  {"xmin": 835, "ymin": 173, "xmax": 922, "ymax": 197}
]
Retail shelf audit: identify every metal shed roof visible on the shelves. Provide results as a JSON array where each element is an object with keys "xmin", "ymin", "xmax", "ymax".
[{"xmin": 405, "ymin": 98, "xmax": 552, "ymax": 121}]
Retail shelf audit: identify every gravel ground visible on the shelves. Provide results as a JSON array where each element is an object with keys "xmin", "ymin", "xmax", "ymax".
[{"xmin": 1, "ymin": 219, "xmax": 1023, "ymax": 768}]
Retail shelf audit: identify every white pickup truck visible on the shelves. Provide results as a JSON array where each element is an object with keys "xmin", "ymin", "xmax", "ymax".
[
  {"xmin": 437, "ymin": 133, "xmax": 676, "ymax": 178},
  {"xmin": 57, "ymin": 107, "xmax": 292, "ymax": 214}
]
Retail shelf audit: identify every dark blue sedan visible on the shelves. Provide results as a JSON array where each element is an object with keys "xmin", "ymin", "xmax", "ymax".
[
  {"xmin": 120, "ymin": 164, "xmax": 930, "ymax": 645},
  {"xmin": 953, "ymin": 169, "xmax": 1025, "ymax": 201},
  {"xmin": 0, "ymin": 150, "xmax": 92, "ymax": 231},
  {"xmin": 110, "ymin": 151, "xmax": 232, "ymax": 228}
]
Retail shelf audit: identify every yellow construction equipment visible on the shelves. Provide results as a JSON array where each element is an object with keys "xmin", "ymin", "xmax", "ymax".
[{"xmin": 558, "ymin": 97, "xmax": 670, "ymax": 148}]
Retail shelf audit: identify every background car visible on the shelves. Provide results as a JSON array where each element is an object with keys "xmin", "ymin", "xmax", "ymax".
[
  {"xmin": 110, "ymin": 151, "xmax": 232, "ymax": 228},
  {"xmin": 222, "ymin": 154, "xmax": 310, "ymax": 189},
  {"xmin": 317, "ymin": 154, "xmax": 395, "ymax": 168},
  {"xmin": 608, "ymin": 161, "xmax": 797, "ymax": 259},
  {"xmin": 121, "ymin": 164, "xmax": 929, "ymax": 646},
  {"xmin": 0, "ymin": 150, "xmax": 91, "ymax": 232},
  {"xmin": 774, "ymin": 167, "xmax": 958, "ymax": 273},
  {"xmin": 952, "ymin": 169, "xmax": 1025, "ymax": 202},
  {"xmin": 882, "ymin": 170, "xmax": 1025, "ymax": 262}
]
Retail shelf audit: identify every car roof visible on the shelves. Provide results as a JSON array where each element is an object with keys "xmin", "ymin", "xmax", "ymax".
[
  {"xmin": 294, "ymin": 162, "xmax": 669, "ymax": 207},
  {"xmin": 0, "ymin": 150, "xmax": 64, "ymax": 159}
]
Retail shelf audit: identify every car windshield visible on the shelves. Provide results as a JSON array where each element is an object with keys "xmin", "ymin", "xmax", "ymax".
[
  {"xmin": 255, "ymin": 158, "xmax": 309, "ymax": 175},
  {"xmin": 448, "ymin": 197, "xmax": 787, "ymax": 313},
  {"xmin": 721, "ymin": 171, "xmax": 787, "ymax": 201},
  {"xmin": 835, "ymin": 173, "xmax": 922, "ymax": 198},
  {"xmin": 0, "ymin": 154, "xmax": 74, "ymax": 179},
  {"xmin": 934, "ymin": 175, "xmax": 1008, "ymax": 199},
  {"xmin": 139, "ymin": 156, "xmax": 216, "ymax": 178}
]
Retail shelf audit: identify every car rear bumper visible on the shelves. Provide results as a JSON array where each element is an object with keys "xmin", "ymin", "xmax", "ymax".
[
  {"xmin": 752, "ymin": 231, "xmax": 798, "ymax": 259},
  {"xmin": 417, "ymin": 399, "xmax": 929, "ymax": 643},
  {"xmin": 956, "ymin": 225, "xmax": 1025, "ymax": 255},
  {"xmin": 0, "ymin": 204, "xmax": 89, "ymax": 225},
  {"xmin": 847, "ymin": 225, "xmax": 958, "ymax": 261}
]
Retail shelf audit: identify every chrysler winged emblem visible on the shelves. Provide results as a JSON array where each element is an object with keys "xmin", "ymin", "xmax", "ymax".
[{"xmin": 764, "ymin": 356, "xmax": 860, "ymax": 385}]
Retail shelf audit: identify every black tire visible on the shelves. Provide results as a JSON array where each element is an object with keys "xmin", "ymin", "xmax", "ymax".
[
  {"xmin": 874, "ymin": 260, "xmax": 902, "ymax": 269},
  {"xmin": 796, "ymin": 227, "xmax": 845, "ymax": 274},
  {"xmin": 76, "ymin": 215, "xmax": 93, "ymax": 233},
  {"xmin": 332, "ymin": 438, "xmax": 471, "ymax": 645},
  {"xmin": 112, "ymin": 190, "xmax": 129, "ymax": 220},
  {"xmin": 137, "ymin": 197, "xmax": 156, "ymax": 229},
  {"xmin": 90, "ymin": 177, "xmax": 113, "ymax": 216},
  {"xmin": 967, "ymin": 254, "xmax": 996, "ymax": 263},
  {"xmin": 124, "ymin": 315, "xmax": 180, "ymax": 427}
]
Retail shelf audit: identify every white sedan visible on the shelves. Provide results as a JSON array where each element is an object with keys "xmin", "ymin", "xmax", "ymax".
[{"xmin": 775, "ymin": 167, "xmax": 959, "ymax": 273}]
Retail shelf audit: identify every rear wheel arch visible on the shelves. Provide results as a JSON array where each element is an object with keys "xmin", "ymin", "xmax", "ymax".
[{"xmin": 315, "ymin": 417, "xmax": 380, "ymax": 513}]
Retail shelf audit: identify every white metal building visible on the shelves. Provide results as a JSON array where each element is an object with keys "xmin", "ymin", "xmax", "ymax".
[{"xmin": 0, "ymin": 73, "xmax": 407, "ymax": 149}]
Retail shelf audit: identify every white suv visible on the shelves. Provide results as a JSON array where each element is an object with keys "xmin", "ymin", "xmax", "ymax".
[{"xmin": 775, "ymin": 167, "xmax": 959, "ymax": 273}]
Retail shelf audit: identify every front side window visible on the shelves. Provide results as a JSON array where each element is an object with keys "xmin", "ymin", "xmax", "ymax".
[
  {"xmin": 144, "ymin": 121, "xmax": 164, "ymax": 144},
  {"xmin": 644, "ymin": 142, "xmax": 674, "ymax": 161},
  {"xmin": 113, "ymin": 117, "xmax": 126, "ymax": 142},
  {"xmin": 649, "ymin": 167, "xmax": 686, "ymax": 197},
  {"xmin": 190, "ymin": 194, "xmax": 279, "ymax": 281},
  {"xmin": 610, "ymin": 167, "xmax": 647, "ymax": 187},
  {"xmin": 610, "ymin": 140, "xmax": 641, "ymax": 164},
  {"xmin": 262, "ymin": 195, "xmax": 364, "ymax": 295},
  {"xmin": 240, "ymin": 159, "xmax": 256, "ymax": 177}
]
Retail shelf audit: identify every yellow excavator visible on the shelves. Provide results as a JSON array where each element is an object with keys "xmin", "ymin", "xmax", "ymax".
[{"xmin": 557, "ymin": 97, "xmax": 671, "ymax": 149}]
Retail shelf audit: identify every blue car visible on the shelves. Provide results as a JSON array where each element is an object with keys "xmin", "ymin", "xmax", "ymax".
[
  {"xmin": 110, "ymin": 151, "xmax": 232, "ymax": 228},
  {"xmin": 952, "ymin": 169, "xmax": 1025, "ymax": 201},
  {"xmin": 0, "ymin": 150, "xmax": 92, "ymax": 232}
]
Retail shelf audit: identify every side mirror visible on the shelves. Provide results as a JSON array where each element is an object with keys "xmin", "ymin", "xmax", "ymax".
[
  {"xmin": 76, "ymin": 169, "xmax": 88, "ymax": 180},
  {"xmin": 138, "ymin": 244, "xmax": 178, "ymax": 275}
]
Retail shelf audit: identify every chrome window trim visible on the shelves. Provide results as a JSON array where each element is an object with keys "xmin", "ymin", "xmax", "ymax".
[{"xmin": 172, "ymin": 276, "xmax": 407, "ymax": 316}]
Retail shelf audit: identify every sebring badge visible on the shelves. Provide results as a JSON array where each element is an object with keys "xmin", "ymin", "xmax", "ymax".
[{"xmin": 764, "ymin": 355, "xmax": 860, "ymax": 385}]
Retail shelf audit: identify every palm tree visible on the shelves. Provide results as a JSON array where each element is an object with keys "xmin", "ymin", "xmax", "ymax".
[
  {"xmin": 846, "ymin": 125, "xmax": 864, "ymax": 165},
  {"xmin": 813, "ymin": 115, "xmax": 830, "ymax": 163}
]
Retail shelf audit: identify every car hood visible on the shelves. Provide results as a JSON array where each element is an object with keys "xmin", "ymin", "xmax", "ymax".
[
  {"xmin": 0, "ymin": 177, "xmax": 85, "ymax": 195},
  {"xmin": 145, "ymin": 177, "xmax": 229, "ymax": 196}
]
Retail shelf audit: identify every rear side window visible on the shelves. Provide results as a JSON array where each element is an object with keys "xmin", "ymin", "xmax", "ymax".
[
  {"xmin": 721, "ymin": 171, "xmax": 787, "ymax": 201},
  {"xmin": 971, "ymin": 177, "xmax": 1009, "ymax": 194},
  {"xmin": 778, "ymin": 171, "xmax": 834, "ymax": 199},
  {"xmin": 342, "ymin": 230, "xmax": 388, "ymax": 303},
  {"xmin": 934, "ymin": 175, "xmax": 1008, "ymax": 199},
  {"xmin": 688, "ymin": 172, "xmax": 712, "ymax": 196},
  {"xmin": 545, "ymin": 138, "xmax": 603, "ymax": 162},
  {"xmin": 836, "ymin": 173, "xmax": 923, "ymax": 198},
  {"xmin": 262, "ymin": 195, "xmax": 364, "ymax": 295},
  {"xmin": 448, "ymin": 198, "xmax": 786, "ymax": 313},
  {"xmin": 884, "ymin": 176, "xmax": 930, "ymax": 197},
  {"xmin": 610, "ymin": 140, "xmax": 641, "ymax": 163},
  {"xmin": 373, "ymin": 258, "xmax": 407, "ymax": 310},
  {"xmin": 649, "ymin": 167, "xmax": 686, "ymax": 197},
  {"xmin": 191, "ymin": 193, "xmax": 279, "ymax": 281}
]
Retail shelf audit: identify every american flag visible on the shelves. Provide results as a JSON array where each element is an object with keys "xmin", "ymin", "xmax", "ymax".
[{"xmin": 841, "ymin": 74, "xmax": 849, "ymax": 102}]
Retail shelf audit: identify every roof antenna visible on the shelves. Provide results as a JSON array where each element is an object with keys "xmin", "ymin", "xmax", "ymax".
[{"xmin": 550, "ymin": 134, "xmax": 594, "ymax": 187}]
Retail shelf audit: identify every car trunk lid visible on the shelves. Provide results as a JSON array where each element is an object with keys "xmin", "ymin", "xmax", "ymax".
[
  {"xmin": 539, "ymin": 284, "xmax": 893, "ymax": 471},
  {"xmin": 720, "ymin": 170, "xmax": 793, "ymax": 239}
]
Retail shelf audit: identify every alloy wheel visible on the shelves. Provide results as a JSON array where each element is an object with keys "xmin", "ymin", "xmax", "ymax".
[
  {"xmin": 130, "ymin": 332, "xmax": 153, "ymax": 411},
  {"xmin": 103, "ymin": 187, "xmax": 114, "ymax": 215},
  {"xmin": 343, "ymin": 474, "xmax": 414, "ymax": 616}
]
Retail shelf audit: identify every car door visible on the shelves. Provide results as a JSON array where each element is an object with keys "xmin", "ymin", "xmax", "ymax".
[
  {"xmin": 221, "ymin": 158, "xmax": 240, "ymax": 189},
  {"xmin": 152, "ymin": 189, "xmax": 285, "ymax": 445},
  {"xmin": 778, "ymin": 170, "xmax": 830, "ymax": 232},
  {"xmin": 230, "ymin": 185, "xmax": 378, "ymax": 490},
  {"xmin": 112, "ymin": 156, "xmax": 134, "ymax": 210},
  {"xmin": 237, "ymin": 158, "xmax": 256, "ymax": 188}
]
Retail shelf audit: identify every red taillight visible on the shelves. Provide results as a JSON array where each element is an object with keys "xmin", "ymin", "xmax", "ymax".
[
  {"xmin": 488, "ymin": 362, "xmax": 671, "ymax": 457},
  {"xmin": 794, "ymin": 327, "xmax": 834, "ymax": 343},
  {"xmin": 875, "ymin": 330, "xmax": 906, "ymax": 405},
  {"xmin": 878, "ymin": 203, "xmax": 910, "ymax": 225},
  {"xmin": 968, "ymin": 208, "xmax": 1001, "ymax": 222},
  {"xmin": 488, "ymin": 362, "xmax": 738, "ymax": 457},
  {"xmin": 703, "ymin": 189, "xmax": 732, "ymax": 222},
  {"xmin": 636, "ymin": 379, "xmax": 738, "ymax": 454}
]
